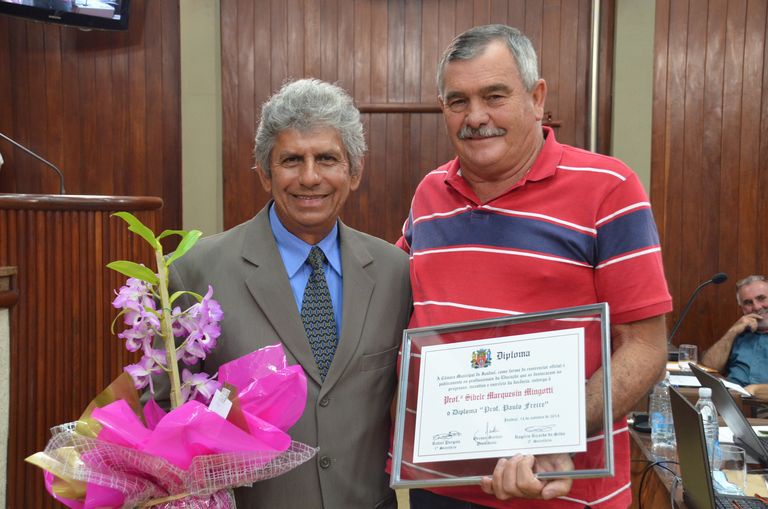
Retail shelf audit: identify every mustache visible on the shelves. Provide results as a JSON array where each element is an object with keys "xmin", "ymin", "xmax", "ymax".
[{"xmin": 457, "ymin": 125, "xmax": 507, "ymax": 139}]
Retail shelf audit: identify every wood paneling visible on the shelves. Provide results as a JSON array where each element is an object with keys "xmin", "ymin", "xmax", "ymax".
[
  {"xmin": 221, "ymin": 0, "xmax": 616, "ymax": 242},
  {"xmin": 0, "ymin": 195, "xmax": 161, "ymax": 509},
  {"xmin": 0, "ymin": 267, "xmax": 18, "ymax": 305},
  {"xmin": 0, "ymin": 0, "xmax": 181, "ymax": 235},
  {"xmin": 652, "ymin": 0, "xmax": 768, "ymax": 351}
]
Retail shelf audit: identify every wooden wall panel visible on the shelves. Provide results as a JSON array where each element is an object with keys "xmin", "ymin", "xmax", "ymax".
[
  {"xmin": 0, "ymin": 196, "xmax": 161, "ymax": 509},
  {"xmin": 0, "ymin": 0, "xmax": 181, "ymax": 234},
  {"xmin": 652, "ymin": 0, "xmax": 768, "ymax": 351},
  {"xmin": 0, "ymin": 3, "xmax": 180, "ymax": 506},
  {"xmin": 221, "ymin": 0, "xmax": 616, "ymax": 242}
]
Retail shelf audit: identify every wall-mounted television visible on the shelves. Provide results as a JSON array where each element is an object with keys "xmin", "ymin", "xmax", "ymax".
[{"xmin": 0, "ymin": 0, "xmax": 130, "ymax": 31}]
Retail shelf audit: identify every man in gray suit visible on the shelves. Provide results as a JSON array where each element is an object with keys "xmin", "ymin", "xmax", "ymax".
[{"xmin": 168, "ymin": 79, "xmax": 411, "ymax": 508}]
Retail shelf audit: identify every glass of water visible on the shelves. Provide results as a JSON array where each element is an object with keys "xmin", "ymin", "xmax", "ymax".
[
  {"xmin": 678, "ymin": 344, "xmax": 698, "ymax": 371},
  {"xmin": 716, "ymin": 444, "xmax": 747, "ymax": 493}
]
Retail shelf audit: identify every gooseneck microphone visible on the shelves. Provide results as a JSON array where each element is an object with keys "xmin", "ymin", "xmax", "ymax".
[
  {"xmin": 0, "ymin": 131, "xmax": 66, "ymax": 194},
  {"xmin": 667, "ymin": 272, "xmax": 729, "ymax": 344}
]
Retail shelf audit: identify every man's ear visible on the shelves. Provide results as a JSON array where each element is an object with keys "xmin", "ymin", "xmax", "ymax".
[
  {"xmin": 256, "ymin": 166, "xmax": 272, "ymax": 193},
  {"xmin": 531, "ymin": 79, "xmax": 548, "ymax": 121},
  {"xmin": 350, "ymin": 162, "xmax": 363, "ymax": 191}
]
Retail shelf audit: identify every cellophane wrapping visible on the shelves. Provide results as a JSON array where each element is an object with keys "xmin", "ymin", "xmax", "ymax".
[{"xmin": 29, "ymin": 344, "xmax": 317, "ymax": 509}]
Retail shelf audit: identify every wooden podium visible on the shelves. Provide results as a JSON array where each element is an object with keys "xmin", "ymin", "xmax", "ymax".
[{"xmin": 0, "ymin": 194, "xmax": 163, "ymax": 508}]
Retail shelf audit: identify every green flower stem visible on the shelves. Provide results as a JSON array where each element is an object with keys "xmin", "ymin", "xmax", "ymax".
[{"xmin": 155, "ymin": 249, "xmax": 182, "ymax": 409}]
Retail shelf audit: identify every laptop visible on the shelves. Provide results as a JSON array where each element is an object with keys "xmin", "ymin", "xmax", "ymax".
[
  {"xmin": 669, "ymin": 385, "xmax": 768, "ymax": 508},
  {"xmin": 690, "ymin": 363, "xmax": 768, "ymax": 465}
]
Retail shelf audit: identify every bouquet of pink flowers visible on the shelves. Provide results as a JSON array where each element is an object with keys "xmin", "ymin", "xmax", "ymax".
[{"xmin": 27, "ymin": 213, "xmax": 316, "ymax": 508}]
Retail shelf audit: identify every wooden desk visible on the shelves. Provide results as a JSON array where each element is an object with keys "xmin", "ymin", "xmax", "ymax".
[
  {"xmin": 741, "ymin": 396, "xmax": 768, "ymax": 418},
  {"xmin": 630, "ymin": 427, "xmax": 684, "ymax": 508}
]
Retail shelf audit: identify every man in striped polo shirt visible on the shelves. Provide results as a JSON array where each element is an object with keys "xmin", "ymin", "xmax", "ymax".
[{"xmin": 396, "ymin": 25, "xmax": 672, "ymax": 509}]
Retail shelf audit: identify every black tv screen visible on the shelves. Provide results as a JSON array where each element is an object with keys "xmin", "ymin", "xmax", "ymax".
[{"xmin": 0, "ymin": 0, "xmax": 130, "ymax": 31}]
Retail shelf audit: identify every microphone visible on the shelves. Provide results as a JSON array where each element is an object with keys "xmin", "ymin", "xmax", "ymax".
[
  {"xmin": 668, "ymin": 272, "xmax": 729, "ymax": 345},
  {"xmin": 0, "ymin": 131, "xmax": 66, "ymax": 194}
]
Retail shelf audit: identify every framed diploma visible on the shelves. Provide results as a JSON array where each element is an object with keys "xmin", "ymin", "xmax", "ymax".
[{"xmin": 390, "ymin": 303, "xmax": 614, "ymax": 489}]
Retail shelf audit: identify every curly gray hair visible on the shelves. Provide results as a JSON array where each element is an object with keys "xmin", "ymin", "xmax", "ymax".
[{"xmin": 254, "ymin": 78, "xmax": 366, "ymax": 177}]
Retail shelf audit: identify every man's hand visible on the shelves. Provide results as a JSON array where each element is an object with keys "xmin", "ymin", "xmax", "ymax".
[
  {"xmin": 745, "ymin": 384, "xmax": 768, "ymax": 400},
  {"xmin": 731, "ymin": 313, "xmax": 764, "ymax": 335},
  {"xmin": 701, "ymin": 314, "xmax": 761, "ymax": 372},
  {"xmin": 479, "ymin": 453, "xmax": 574, "ymax": 500}
]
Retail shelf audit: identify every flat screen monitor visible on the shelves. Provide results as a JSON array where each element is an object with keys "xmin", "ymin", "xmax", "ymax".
[{"xmin": 0, "ymin": 0, "xmax": 130, "ymax": 31}]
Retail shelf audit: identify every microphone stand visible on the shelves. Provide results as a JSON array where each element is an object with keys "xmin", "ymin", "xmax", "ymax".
[
  {"xmin": 0, "ymin": 132, "xmax": 66, "ymax": 194},
  {"xmin": 667, "ymin": 273, "xmax": 728, "ymax": 358}
]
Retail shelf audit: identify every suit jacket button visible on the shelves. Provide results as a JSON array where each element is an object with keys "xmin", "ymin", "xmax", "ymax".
[
  {"xmin": 319, "ymin": 396, "xmax": 330, "ymax": 407},
  {"xmin": 319, "ymin": 455, "xmax": 332, "ymax": 469}
]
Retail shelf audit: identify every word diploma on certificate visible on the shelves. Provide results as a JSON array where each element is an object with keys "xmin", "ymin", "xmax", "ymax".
[{"xmin": 412, "ymin": 329, "xmax": 587, "ymax": 463}]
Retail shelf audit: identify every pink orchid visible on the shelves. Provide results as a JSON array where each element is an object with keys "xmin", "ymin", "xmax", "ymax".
[{"xmin": 180, "ymin": 369, "xmax": 220, "ymax": 404}]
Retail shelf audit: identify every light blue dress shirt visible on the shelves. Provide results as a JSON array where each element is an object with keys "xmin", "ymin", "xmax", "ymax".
[
  {"xmin": 268, "ymin": 204, "xmax": 343, "ymax": 336},
  {"xmin": 726, "ymin": 331, "xmax": 768, "ymax": 386}
]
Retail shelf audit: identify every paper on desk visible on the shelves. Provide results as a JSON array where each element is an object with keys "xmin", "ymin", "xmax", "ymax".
[
  {"xmin": 669, "ymin": 374, "xmax": 701, "ymax": 387},
  {"xmin": 721, "ymin": 379, "xmax": 752, "ymax": 396},
  {"xmin": 667, "ymin": 373, "xmax": 751, "ymax": 396},
  {"xmin": 719, "ymin": 426, "xmax": 735, "ymax": 443},
  {"xmin": 718, "ymin": 426, "xmax": 768, "ymax": 444},
  {"xmin": 718, "ymin": 426, "xmax": 768, "ymax": 464}
]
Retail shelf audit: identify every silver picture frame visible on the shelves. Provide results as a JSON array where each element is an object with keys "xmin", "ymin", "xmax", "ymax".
[{"xmin": 390, "ymin": 302, "xmax": 613, "ymax": 489}]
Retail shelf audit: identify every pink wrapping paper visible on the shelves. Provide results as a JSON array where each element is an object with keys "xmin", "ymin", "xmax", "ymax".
[{"xmin": 31, "ymin": 344, "xmax": 315, "ymax": 508}]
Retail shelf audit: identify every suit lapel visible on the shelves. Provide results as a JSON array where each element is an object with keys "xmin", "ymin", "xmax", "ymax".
[
  {"xmin": 241, "ymin": 208, "xmax": 323, "ymax": 385},
  {"xmin": 321, "ymin": 223, "xmax": 375, "ymax": 394}
]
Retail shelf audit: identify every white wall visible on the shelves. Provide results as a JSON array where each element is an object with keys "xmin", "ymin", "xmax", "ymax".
[
  {"xmin": 611, "ymin": 0, "xmax": 655, "ymax": 192},
  {"xmin": 180, "ymin": 0, "xmax": 223, "ymax": 235}
]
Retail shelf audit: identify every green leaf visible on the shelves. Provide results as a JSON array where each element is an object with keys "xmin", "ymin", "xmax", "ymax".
[
  {"xmin": 107, "ymin": 260, "xmax": 159, "ymax": 285},
  {"xmin": 112, "ymin": 212, "xmax": 160, "ymax": 250},
  {"xmin": 166, "ymin": 230, "xmax": 202, "ymax": 266},
  {"xmin": 157, "ymin": 229, "xmax": 187, "ymax": 241},
  {"xmin": 169, "ymin": 290, "xmax": 204, "ymax": 305}
]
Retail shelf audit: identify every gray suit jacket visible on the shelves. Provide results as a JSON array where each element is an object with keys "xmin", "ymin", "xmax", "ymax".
[{"xmin": 167, "ymin": 205, "xmax": 411, "ymax": 508}]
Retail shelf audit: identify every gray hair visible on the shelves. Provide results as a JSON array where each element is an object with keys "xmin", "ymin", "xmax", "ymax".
[
  {"xmin": 736, "ymin": 274, "xmax": 767, "ymax": 304},
  {"xmin": 254, "ymin": 78, "xmax": 366, "ymax": 177},
  {"xmin": 437, "ymin": 24, "xmax": 539, "ymax": 97}
]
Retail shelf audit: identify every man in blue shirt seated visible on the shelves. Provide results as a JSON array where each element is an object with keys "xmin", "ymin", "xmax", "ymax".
[{"xmin": 702, "ymin": 275, "xmax": 768, "ymax": 398}]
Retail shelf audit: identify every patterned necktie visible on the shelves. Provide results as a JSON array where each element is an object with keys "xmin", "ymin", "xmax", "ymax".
[{"xmin": 301, "ymin": 246, "xmax": 338, "ymax": 380}]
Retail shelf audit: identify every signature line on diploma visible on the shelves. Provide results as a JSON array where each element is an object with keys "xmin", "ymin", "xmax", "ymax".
[
  {"xmin": 433, "ymin": 431, "xmax": 461, "ymax": 440},
  {"xmin": 473, "ymin": 422, "xmax": 502, "ymax": 443},
  {"xmin": 525, "ymin": 424, "xmax": 555, "ymax": 432}
]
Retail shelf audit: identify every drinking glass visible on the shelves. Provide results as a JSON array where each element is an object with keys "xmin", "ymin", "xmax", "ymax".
[
  {"xmin": 678, "ymin": 344, "xmax": 698, "ymax": 371},
  {"xmin": 716, "ymin": 444, "xmax": 747, "ymax": 493}
]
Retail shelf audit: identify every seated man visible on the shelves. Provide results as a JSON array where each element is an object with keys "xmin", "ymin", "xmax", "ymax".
[{"xmin": 702, "ymin": 275, "xmax": 768, "ymax": 397}]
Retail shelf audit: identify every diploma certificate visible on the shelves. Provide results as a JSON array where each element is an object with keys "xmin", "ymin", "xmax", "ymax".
[
  {"xmin": 390, "ymin": 303, "xmax": 614, "ymax": 488},
  {"xmin": 412, "ymin": 328, "xmax": 587, "ymax": 463}
]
